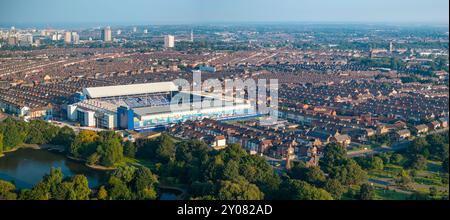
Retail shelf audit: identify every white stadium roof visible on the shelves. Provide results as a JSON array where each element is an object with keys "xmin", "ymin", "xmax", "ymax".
[{"xmin": 83, "ymin": 82, "xmax": 178, "ymax": 99}]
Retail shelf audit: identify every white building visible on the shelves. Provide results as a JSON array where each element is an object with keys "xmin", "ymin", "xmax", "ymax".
[
  {"xmin": 52, "ymin": 33, "xmax": 62, "ymax": 41},
  {"xmin": 72, "ymin": 32, "xmax": 80, "ymax": 44},
  {"xmin": 18, "ymin": 33, "xmax": 33, "ymax": 46},
  {"xmin": 67, "ymin": 104, "xmax": 78, "ymax": 121},
  {"xmin": 64, "ymin": 32, "xmax": 72, "ymax": 43},
  {"xmin": 164, "ymin": 35, "xmax": 175, "ymax": 48},
  {"xmin": 102, "ymin": 26, "xmax": 112, "ymax": 42},
  {"xmin": 212, "ymin": 135, "xmax": 227, "ymax": 148}
]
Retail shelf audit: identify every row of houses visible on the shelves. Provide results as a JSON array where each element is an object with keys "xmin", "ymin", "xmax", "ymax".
[{"xmin": 168, "ymin": 118, "xmax": 370, "ymax": 164}]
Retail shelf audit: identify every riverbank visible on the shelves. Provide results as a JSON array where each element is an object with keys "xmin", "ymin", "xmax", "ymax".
[
  {"xmin": 1, "ymin": 144, "xmax": 116, "ymax": 172},
  {"xmin": 0, "ymin": 144, "xmax": 41, "ymax": 158},
  {"xmin": 86, "ymin": 164, "xmax": 117, "ymax": 171},
  {"xmin": 158, "ymin": 184, "xmax": 188, "ymax": 200},
  {"xmin": 39, "ymin": 144, "xmax": 66, "ymax": 152},
  {"xmin": 0, "ymin": 148, "xmax": 109, "ymax": 189},
  {"xmin": 66, "ymin": 155, "xmax": 117, "ymax": 171}
]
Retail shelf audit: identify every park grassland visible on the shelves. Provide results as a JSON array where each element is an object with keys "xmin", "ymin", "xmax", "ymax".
[
  {"xmin": 1, "ymin": 117, "xmax": 449, "ymax": 200},
  {"xmin": 366, "ymin": 161, "xmax": 448, "ymax": 200}
]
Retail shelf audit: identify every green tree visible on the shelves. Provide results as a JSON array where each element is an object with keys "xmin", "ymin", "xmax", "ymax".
[
  {"xmin": 70, "ymin": 130, "xmax": 99, "ymax": 158},
  {"xmin": 87, "ymin": 152, "xmax": 101, "ymax": 165},
  {"xmin": 280, "ymin": 178, "xmax": 333, "ymax": 200},
  {"xmin": 155, "ymin": 134, "xmax": 175, "ymax": 163},
  {"xmin": 26, "ymin": 127, "xmax": 46, "ymax": 144},
  {"xmin": 240, "ymin": 164, "xmax": 257, "ymax": 182},
  {"xmin": 324, "ymin": 179, "xmax": 346, "ymax": 200},
  {"xmin": 134, "ymin": 138, "xmax": 282, "ymax": 200},
  {"xmin": 112, "ymin": 166, "xmax": 137, "ymax": 183},
  {"xmin": 320, "ymin": 143, "xmax": 347, "ymax": 173},
  {"xmin": 224, "ymin": 144, "xmax": 248, "ymax": 161},
  {"xmin": 0, "ymin": 133, "xmax": 3, "ymax": 154},
  {"xmin": 132, "ymin": 167, "xmax": 158, "ymax": 200},
  {"xmin": 203, "ymin": 155, "xmax": 225, "ymax": 181},
  {"xmin": 53, "ymin": 182, "xmax": 76, "ymax": 200},
  {"xmin": 303, "ymin": 166, "xmax": 327, "ymax": 187},
  {"xmin": 377, "ymin": 153, "xmax": 391, "ymax": 164},
  {"xmin": 408, "ymin": 138, "xmax": 430, "ymax": 158},
  {"xmin": 136, "ymin": 138, "xmax": 156, "ymax": 159},
  {"xmin": 429, "ymin": 187, "xmax": 438, "ymax": 199},
  {"xmin": 189, "ymin": 181, "xmax": 215, "ymax": 198},
  {"xmin": 19, "ymin": 182, "xmax": 50, "ymax": 200},
  {"xmin": 96, "ymin": 131, "xmax": 123, "ymax": 167},
  {"xmin": 97, "ymin": 186, "xmax": 108, "ymax": 200},
  {"xmin": 52, "ymin": 175, "xmax": 90, "ymax": 200},
  {"xmin": 0, "ymin": 180, "xmax": 17, "ymax": 200},
  {"xmin": 52, "ymin": 126, "xmax": 76, "ymax": 147},
  {"xmin": 240, "ymin": 155, "xmax": 281, "ymax": 199},
  {"xmin": 443, "ymin": 157, "xmax": 449, "ymax": 173},
  {"xmin": 136, "ymin": 134, "xmax": 175, "ymax": 162},
  {"xmin": 391, "ymin": 153, "xmax": 404, "ymax": 165},
  {"xmin": 0, "ymin": 118, "xmax": 27, "ymax": 150},
  {"xmin": 20, "ymin": 168, "xmax": 90, "ymax": 200},
  {"xmin": 96, "ymin": 138, "xmax": 124, "ymax": 167},
  {"xmin": 358, "ymin": 184, "xmax": 375, "ymax": 200},
  {"xmin": 217, "ymin": 177, "xmax": 264, "ymax": 200},
  {"xmin": 70, "ymin": 175, "xmax": 91, "ymax": 200},
  {"xmin": 408, "ymin": 155, "xmax": 428, "ymax": 170},
  {"xmin": 426, "ymin": 134, "xmax": 448, "ymax": 160},
  {"xmin": 371, "ymin": 157, "xmax": 384, "ymax": 171},
  {"xmin": 107, "ymin": 176, "xmax": 132, "ymax": 200},
  {"xmin": 290, "ymin": 162, "xmax": 326, "ymax": 187},
  {"xmin": 43, "ymin": 168, "xmax": 64, "ymax": 196},
  {"xmin": 222, "ymin": 160, "xmax": 240, "ymax": 180},
  {"xmin": 332, "ymin": 159, "xmax": 368, "ymax": 186},
  {"xmin": 123, "ymin": 141, "xmax": 137, "ymax": 158},
  {"xmin": 396, "ymin": 169, "xmax": 412, "ymax": 189},
  {"xmin": 28, "ymin": 120, "xmax": 59, "ymax": 143}
]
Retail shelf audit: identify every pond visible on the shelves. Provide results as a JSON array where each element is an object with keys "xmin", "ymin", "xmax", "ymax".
[
  {"xmin": 0, "ymin": 148, "xmax": 109, "ymax": 189},
  {"xmin": 0, "ymin": 148, "xmax": 185, "ymax": 200},
  {"xmin": 159, "ymin": 188, "xmax": 182, "ymax": 200}
]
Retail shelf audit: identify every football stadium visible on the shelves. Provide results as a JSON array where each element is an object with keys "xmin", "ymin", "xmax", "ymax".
[{"xmin": 67, "ymin": 81, "xmax": 256, "ymax": 131}]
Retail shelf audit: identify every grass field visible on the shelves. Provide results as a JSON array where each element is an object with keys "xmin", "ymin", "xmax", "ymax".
[
  {"xmin": 367, "ymin": 160, "xmax": 449, "ymax": 200},
  {"xmin": 374, "ymin": 187, "xmax": 410, "ymax": 200}
]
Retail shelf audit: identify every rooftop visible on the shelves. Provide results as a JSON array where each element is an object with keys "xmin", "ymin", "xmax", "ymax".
[{"xmin": 82, "ymin": 82, "xmax": 178, "ymax": 99}]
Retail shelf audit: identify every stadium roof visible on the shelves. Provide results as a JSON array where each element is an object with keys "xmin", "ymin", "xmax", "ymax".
[
  {"xmin": 83, "ymin": 82, "xmax": 178, "ymax": 99},
  {"xmin": 134, "ymin": 105, "xmax": 183, "ymax": 116},
  {"xmin": 133, "ymin": 100, "xmax": 248, "ymax": 117}
]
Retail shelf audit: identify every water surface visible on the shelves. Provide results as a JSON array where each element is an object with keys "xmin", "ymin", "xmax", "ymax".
[{"xmin": 0, "ymin": 148, "xmax": 109, "ymax": 189}]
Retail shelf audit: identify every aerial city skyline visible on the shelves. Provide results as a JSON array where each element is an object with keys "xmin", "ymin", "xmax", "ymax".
[{"xmin": 0, "ymin": 0, "xmax": 448, "ymax": 208}]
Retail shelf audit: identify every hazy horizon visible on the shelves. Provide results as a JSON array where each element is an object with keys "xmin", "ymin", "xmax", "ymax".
[
  {"xmin": 0, "ymin": 0, "xmax": 448, "ymax": 28},
  {"xmin": 1, "ymin": 21, "xmax": 449, "ymax": 30}
]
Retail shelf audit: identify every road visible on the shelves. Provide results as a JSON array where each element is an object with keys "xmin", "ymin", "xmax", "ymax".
[
  {"xmin": 348, "ymin": 141, "xmax": 410, "ymax": 158},
  {"xmin": 348, "ymin": 128, "xmax": 449, "ymax": 158},
  {"xmin": 50, "ymin": 120, "xmax": 107, "ymax": 134}
]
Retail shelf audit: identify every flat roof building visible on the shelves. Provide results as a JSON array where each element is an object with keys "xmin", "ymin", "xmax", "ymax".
[
  {"xmin": 82, "ymin": 82, "xmax": 178, "ymax": 99},
  {"xmin": 64, "ymin": 32, "xmax": 72, "ymax": 44},
  {"xmin": 102, "ymin": 26, "xmax": 112, "ymax": 42},
  {"xmin": 164, "ymin": 35, "xmax": 175, "ymax": 48},
  {"xmin": 69, "ymin": 81, "xmax": 256, "ymax": 131}
]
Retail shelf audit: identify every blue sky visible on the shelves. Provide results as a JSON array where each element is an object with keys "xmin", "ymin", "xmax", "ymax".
[{"xmin": 0, "ymin": 0, "xmax": 448, "ymax": 26}]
